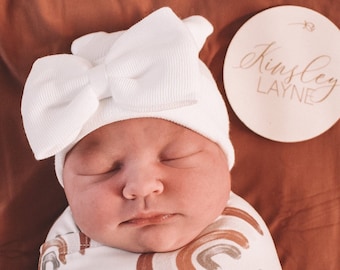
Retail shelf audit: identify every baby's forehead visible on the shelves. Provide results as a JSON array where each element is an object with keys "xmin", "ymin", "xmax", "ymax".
[{"xmin": 69, "ymin": 118, "xmax": 216, "ymax": 154}]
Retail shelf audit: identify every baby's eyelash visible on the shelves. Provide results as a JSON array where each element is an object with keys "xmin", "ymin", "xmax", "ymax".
[
  {"xmin": 110, "ymin": 161, "xmax": 123, "ymax": 172},
  {"xmin": 160, "ymin": 154, "xmax": 185, "ymax": 162},
  {"xmin": 160, "ymin": 150, "xmax": 202, "ymax": 162}
]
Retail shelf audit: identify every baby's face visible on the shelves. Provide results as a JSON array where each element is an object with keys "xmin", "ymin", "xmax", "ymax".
[{"xmin": 63, "ymin": 118, "xmax": 231, "ymax": 253}]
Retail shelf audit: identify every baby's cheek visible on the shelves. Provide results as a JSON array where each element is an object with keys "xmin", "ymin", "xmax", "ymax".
[{"xmin": 70, "ymin": 200, "xmax": 105, "ymax": 240}]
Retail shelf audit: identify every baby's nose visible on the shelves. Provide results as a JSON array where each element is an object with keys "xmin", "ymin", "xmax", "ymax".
[{"xmin": 122, "ymin": 164, "xmax": 164, "ymax": 200}]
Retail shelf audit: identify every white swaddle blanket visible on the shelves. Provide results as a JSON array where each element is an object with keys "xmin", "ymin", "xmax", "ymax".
[{"xmin": 39, "ymin": 192, "xmax": 282, "ymax": 270}]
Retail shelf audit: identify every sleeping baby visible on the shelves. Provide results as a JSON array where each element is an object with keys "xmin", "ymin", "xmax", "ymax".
[{"xmin": 21, "ymin": 7, "xmax": 282, "ymax": 270}]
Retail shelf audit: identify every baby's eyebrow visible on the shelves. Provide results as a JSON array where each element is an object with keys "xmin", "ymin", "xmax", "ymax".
[{"xmin": 70, "ymin": 138, "xmax": 107, "ymax": 158}]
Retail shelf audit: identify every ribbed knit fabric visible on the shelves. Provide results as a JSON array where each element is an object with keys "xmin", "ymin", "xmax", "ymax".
[{"xmin": 21, "ymin": 7, "xmax": 234, "ymax": 185}]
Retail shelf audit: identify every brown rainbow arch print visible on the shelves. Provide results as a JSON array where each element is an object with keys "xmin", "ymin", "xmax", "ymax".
[{"xmin": 137, "ymin": 206, "xmax": 264, "ymax": 269}]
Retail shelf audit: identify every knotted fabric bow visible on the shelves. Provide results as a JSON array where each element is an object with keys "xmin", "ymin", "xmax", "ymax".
[{"xmin": 21, "ymin": 8, "xmax": 214, "ymax": 160}]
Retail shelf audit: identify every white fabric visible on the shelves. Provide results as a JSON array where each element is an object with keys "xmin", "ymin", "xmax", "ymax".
[
  {"xmin": 38, "ymin": 192, "xmax": 282, "ymax": 270},
  {"xmin": 21, "ymin": 7, "xmax": 235, "ymax": 186}
]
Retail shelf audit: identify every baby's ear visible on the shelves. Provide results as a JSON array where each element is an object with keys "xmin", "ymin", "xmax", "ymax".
[
  {"xmin": 183, "ymin": 15, "xmax": 213, "ymax": 51},
  {"xmin": 71, "ymin": 31, "xmax": 124, "ymax": 64}
]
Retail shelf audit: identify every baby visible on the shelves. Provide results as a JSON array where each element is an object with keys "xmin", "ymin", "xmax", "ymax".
[{"xmin": 21, "ymin": 7, "xmax": 281, "ymax": 270}]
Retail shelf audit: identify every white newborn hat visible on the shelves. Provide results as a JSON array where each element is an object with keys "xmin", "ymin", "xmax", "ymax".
[{"xmin": 21, "ymin": 7, "xmax": 235, "ymax": 186}]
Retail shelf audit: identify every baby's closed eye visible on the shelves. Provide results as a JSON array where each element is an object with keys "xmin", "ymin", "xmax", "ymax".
[{"xmin": 160, "ymin": 149, "xmax": 203, "ymax": 168}]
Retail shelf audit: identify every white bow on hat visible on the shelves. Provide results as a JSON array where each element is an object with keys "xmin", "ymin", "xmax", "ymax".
[
  {"xmin": 21, "ymin": 7, "xmax": 213, "ymax": 160},
  {"xmin": 21, "ymin": 7, "xmax": 234, "ymax": 185}
]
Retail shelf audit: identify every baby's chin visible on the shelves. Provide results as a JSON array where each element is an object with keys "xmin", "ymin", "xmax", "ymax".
[
  {"xmin": 101, "ymin": 229, "xmax": 203, "ymax": 254},
  {"xmin": 115, "ymin": 236, "xmax": 194, "ymax": 254}
]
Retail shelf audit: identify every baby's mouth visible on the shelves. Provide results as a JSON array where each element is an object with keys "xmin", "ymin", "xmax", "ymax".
[{"xmin": 122, "ymin": 213, "xmax": 177, "ymax": 226}]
